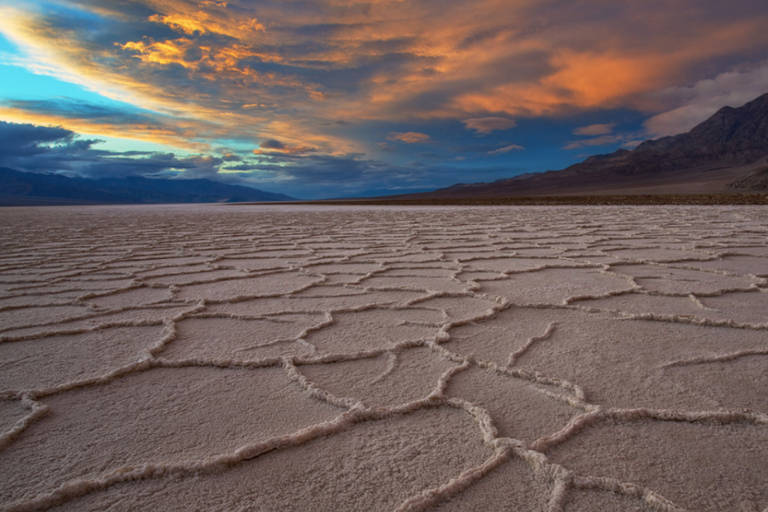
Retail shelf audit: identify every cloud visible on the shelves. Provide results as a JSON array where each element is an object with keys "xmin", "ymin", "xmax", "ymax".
[
  {"xmin": 488, "ymin": 144, "xmax": 524, "ymax": 155},
  {"xmin": 387, "ymin": 132, "xmax": 431, "ymax": 144},
  {"xmin": 564, "ymin": 121, "xmax": 640, "ymax": 149},
  {"xmin": 563, "ymin": 131, "xmax": 646, "ymax": 150},
  {"xmin": 259, "ymin": 139, "xmax": 286, "ymax": 150},
  {"xmin": 453, "ymin": 49, "xmax": 680, "ymax": 116},
  {"xmin": 2, "ymin": 0, "xmax": 768, "ymax": 193},
  {"xmin": 376, "ymin": 142, "xmax": 398, "ymax": 152},
  {"xmin": 0, "ymin": 121, "xmax": 81, "ymax": 158},
  {"xmin": 253, "ymin": 139, "xmax": 316, "ymax": 155},
  {"xmin": 573, "ymin": 123, "xmax": 616, "ymax": 136},
  {"xmin": 462, "ymin": 117, "xmax": 516, "ymax": 134},
  {"xmin": 0, "ymin": 120, "xmax": 221, "ymax": 179},
  {"xmin": 6, "ymin": 0, "xmax": 767, "ymax": 139},
  {"xmin": 221, "ymin": 153, "xmax": 243, "ymax": 162},
  {"xmin": 0, "ymin": 97, "xmax": 216, "ymax": 151},
  {"xmin": 563, "ymin": 135, "xmax": 621, "ymax": 150},
  {"xmin": 147, "ymin": 12, "xmax": 264, "ymax": 37},
  {"xmin": 642, "ymin": 61, "xmax": 768, "ymax": 137}
]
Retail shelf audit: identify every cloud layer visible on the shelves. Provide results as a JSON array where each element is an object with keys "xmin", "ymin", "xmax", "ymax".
[
  {"xmin": 1, "ymin": 0, "xmax": 767, "ymax": 196},
  {"xmin": 0, "ymin": 121, "xmax": 223, "ymax": 179}
]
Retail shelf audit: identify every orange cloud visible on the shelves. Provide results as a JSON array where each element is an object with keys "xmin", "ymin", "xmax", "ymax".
[
  {"xmin": 3, "ymin": 0, "xmax": 768, "ymax": 160},
  {"xmin": 118, "ymin": 38, "xmax": 285, "ymax": 81},
  {"xmin": 387, "ymin": 132, "xmax": 431, "ymax": 144},
  {"xmin": 573, "ymin": 123, "xmax": 616, "ymax": 136},
  {"xmin": 454, "ymin": 49, "xmax": 677, "ymax": 116},
  {"xmin": 149, "ymin": 14, "xmax": 210, "ymax": 35},
  {"xmin": 545, "ymin": 50, "xmax": 673, "ymax": 107},
  {"xmin": 462, "ymin": 117, "xmax": 516, "ymax": 134},
  {"xmin": 146, "ymin": 5, "xmax": 264, "ymax": 38},
  {"xmin": 120, "ymin": 38, "xmax": 196, "ymax": 68}
]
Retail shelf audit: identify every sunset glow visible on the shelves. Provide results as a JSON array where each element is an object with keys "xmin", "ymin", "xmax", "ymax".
[{"xmin": 1, "ymin": 0, "xmax": 768, "ymax": 198}]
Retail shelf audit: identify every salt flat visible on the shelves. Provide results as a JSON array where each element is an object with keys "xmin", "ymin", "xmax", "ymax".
[{"xmin": 0, "ymin": 204, "xmax": 766, "ymax": 512}]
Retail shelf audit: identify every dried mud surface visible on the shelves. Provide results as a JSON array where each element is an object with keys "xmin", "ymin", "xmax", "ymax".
[{"xmin": 0, "ymin": 204, "xmax": 767, "ymax": 512}]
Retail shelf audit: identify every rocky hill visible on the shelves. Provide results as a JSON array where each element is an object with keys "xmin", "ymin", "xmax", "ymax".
[{"xmin": 406, "ymin": 92, "xmax": 768, "ymax": 198}]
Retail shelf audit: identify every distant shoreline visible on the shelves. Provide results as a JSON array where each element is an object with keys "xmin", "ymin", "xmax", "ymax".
[{"xmin": 237, "ymin": 193, "xmax": 768, "ymax": 206}]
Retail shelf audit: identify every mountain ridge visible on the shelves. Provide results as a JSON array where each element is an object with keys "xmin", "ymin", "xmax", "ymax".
[
  {"xmin": 392, "ymin": 92, "xmax": 768, "ymax": 199},
  {"xmin": 0, "ymin": 167, "xmax": 295, "ymax": 206}
]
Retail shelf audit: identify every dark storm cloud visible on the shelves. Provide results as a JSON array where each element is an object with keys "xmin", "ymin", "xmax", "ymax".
[
  {"xmin": 5, "ymin": 99, "xmax": 165, "ymax": 127},
  {"xmin": 0, "ymin": 122, "xmax": 82, "ymax": 158},
  {"xmin": 259, "ymin": 139, "xmax": 286, "ymax": 150},
  {"xmin": 0, "ymin": 121, "xmax": 220, "ymax": 178}
]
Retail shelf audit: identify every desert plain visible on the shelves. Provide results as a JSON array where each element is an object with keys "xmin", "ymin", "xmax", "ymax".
[{"xmin": 0, "ymin": 203, "xmax": 767, "ymax": 511}]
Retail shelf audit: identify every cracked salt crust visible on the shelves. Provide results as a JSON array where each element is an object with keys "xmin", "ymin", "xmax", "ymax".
[{"xmin": 0, "ymin": 204, "xmax": 766, "ymax": 511}]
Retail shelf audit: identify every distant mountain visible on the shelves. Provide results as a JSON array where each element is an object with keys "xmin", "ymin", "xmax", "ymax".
[
  {"xmin": 397, "ymin": 92, "xmax": 768, "ymax": 199},
  {"xmin": 0, "ymin": 168, "xmax": 295, "ymax": 206}
]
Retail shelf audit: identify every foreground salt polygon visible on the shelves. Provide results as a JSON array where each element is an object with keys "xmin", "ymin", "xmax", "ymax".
[{"xmin": 0, "ymin": 204, "xmax": 766, "ymax": 512}]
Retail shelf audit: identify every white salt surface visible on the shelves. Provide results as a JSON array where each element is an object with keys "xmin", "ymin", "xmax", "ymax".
[{"xmin": 0, "ymin": 204, "xmax": 767, "ymax": 512}]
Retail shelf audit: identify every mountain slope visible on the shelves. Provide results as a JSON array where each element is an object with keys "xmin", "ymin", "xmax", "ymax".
[
  {"xmin": 404, "ymin": 92, "xmax": 768, "ymax": 199},
  {"xmin": 0, "ymin": 168, "xmax": 295, "ymax": 206}
]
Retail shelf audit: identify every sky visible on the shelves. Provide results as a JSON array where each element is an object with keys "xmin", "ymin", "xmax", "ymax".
[{"xmin": 1, "ymin": 0, "xmax": 768, "ymax": 199}]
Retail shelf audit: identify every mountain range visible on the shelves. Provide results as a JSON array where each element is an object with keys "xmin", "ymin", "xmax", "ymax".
[
  {"xmin": 0, "ymin": 169, "xmax": 294, "ymax": 206},
  {"xmin": 3, "ymin": 93, "xmax": 768, "ymax": 205},
  {"xmin": 395, "ymin": 92, "xmax": 768, "ymax": 199}
]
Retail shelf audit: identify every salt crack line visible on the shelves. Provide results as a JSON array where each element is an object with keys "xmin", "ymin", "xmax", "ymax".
[
  {"xmin": 506, "ymin": 321, "xmax": 557, "ymax": 368},
  {"xmin": 0, "ymin": 394, "xmax": 50, "ymax": 452},
  {"xmin": 570, "ymin": 474, "xmax": 688, "ymax": 512},
  {"xmin": 3, "ymin": 305, "xmax": 203, "ymax": 397},
  {"xmin": 546, "ymin": 465, "xmax": 573, "ymax": 512},
  {"xmin": 530, "ymin": 407, "xmax": 768, "ymax": 453},
  {"xmin": 393, "ymin": 446, "xmax": 513, "ymax": 512},
  {"xmin": 292, "ymin": 339, "xmax": 428, "ymax": 367},
  {"xmin": 147, "ymin": 301, "xmax": 207, "ymax": 356},
  {"xmin": 687, "ymin": 293, "xmax": 714, "ymax": 310},
  {"xmin": 231, "ymin": 312, "xmax": 333, "ymax": 353},
  {"xmin": 0, "ymin": 311, "xmax": 161, "ymax": 339},
  {"xmin": 0, "ymin": 301, "xmax": 202, "ymax": 344},
  {"xmin": 426, "ymin": 338, "xmax": 593, "ymax": 411},
  {"xmin": 662, "ymin": 347, "xmax": 768, "ymax": 368},
  {"xmin": 390, "ymin": 364, "xmax": 549, "ymax": 511},
  {"xmin": 0, "ymin": 302, "xmax": 80, "ymax": 314},
  {"xmin": 0, "ymin": 406, "xmax": 371, "ymax": 512},
  {"xmin": 155, "ymin": 355, "xmax": 284, "ymax": 369},
  {"xmin": 186, "ymin": 276, "xmax": 327, "ymax": 305},
  {"xmin": 72, "ymin": 281, "xmax": 148, "ymax": 303},
  {"xmin": 5, "ymin": 358, "xmax": 157, "ymax": 400},
  {"xmin": 370, "ymin": 351, "xmax": 399, "ymax": 384},
  {"xmin": 611, "ymin": 310, "xmax": 768, "ymax": 330},
  {"xmin": 564, "ymin": 287, "xmax": 639, "ymax": 306},
  {"xmin": 282, "ymin": 357, "xmax": 359, "ymax": 410},
  {"xmin": 655, "ymin": 258, "xmax": 768, "ymax": 280}
]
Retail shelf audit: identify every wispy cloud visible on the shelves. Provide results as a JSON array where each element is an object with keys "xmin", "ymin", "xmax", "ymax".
[
  {"xmin": 573, "ymin": 123, "xmax": 616, "ymax": 136},
  {"xmin": 1, "ymin": 0, "xmax": 767, "ymax": 195},
  {"xmin": 643, "ymin": 60, "xmax": 768, "ymax": 137},
  {"xmin": 462, "ymin": 117, "xmax": 516, "ymax": 134},
  {"xmin": 387, "ymin": 132, "xmax": 431, "ymax": 144},
  {"xmin": 488, "ymin": 144, "xmax": 524, "ymax": 156},
  {"xmin": 5, "ymin": 2, "xmax": 768, "ymax": 129}
]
